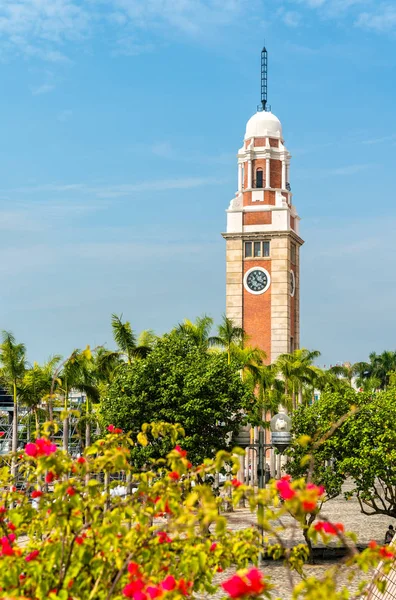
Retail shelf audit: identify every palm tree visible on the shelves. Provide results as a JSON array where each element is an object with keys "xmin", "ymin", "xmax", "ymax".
[
  {"xmin": 52, "ymin": 349, "xmax": 90, "ymax": 452},
  {"xmin": 275, "ymin": 348, "xmax": 321, "ymax": 410},
  {"xmin": 111, "ymin": 314, "xmax": 151, "ymax": 364},
  {"xmin": 19, "ymin": 356, "xmax": 61, "ymax": 435},
  {"xmin": 210, "ymin": 316, "xmax": 245, "ymax": 364},
  {"xmin": 328, "ymin": 362, "xmax": 360, "ymax": 385},
  {"xmin": 175, "ymin": 315, "xmax": 216, "ymax": 351},
  {"xmin": 368, "ymin": 351, "xmax": 396, "ymax": 390},
  {"xmin": 0, "ymin": 331, "xmax": 27, "ymax": 477}
]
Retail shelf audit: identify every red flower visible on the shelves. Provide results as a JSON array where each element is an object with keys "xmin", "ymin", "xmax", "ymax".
[
  {"xmin": 0, "ymin": 506, "xmax": 6, "ymax": 515},
  {"xmin": 302, "ymin": 500, "xmax": 317, "ymax": 512},
  {"xmin": 161, "ymin": 576, "xmax": 176, "ymax": 591},
  {"xmin": 127, "ymin": 562, "xmax": 141, "ymax": 576},
  {"xmin": 231, "ymin": 479, "xmax": 242, "ymax": 488},
  {"xmin": 168, "ymin": 472, "xmax": 180, "ymax": 481},
  {"xmin": 187, "ymin": 462, "xmax": 192, "ymax": 469},
  {"xmin": 276, "ymin": 478, "xmax": 296, "ymax": 500},
  {"xmin": 174, "ymin": 445, "xmax": 187, "ymax": 458},
  {"xmin": 314, "ymin": 521, "xmax": 345, "ymax": 535},
  {"xmin": 246, "ymin": 568, "xmax": 266, "ymax": 594},
  {"xmin": 157, "ymin": 531, "xmax": 172, "ymax": 544},
  {"xmin": 0, "ymin": 432, "xmax": 5, "ymax": 438},
  {"xmin": 7, "ymin": 523, "xmax": 16, "ymax": 532},
  {"xmin": 178, "ymin": 579, "xmax": 192, "ymax": 596},
  {"xmin": 31, "ymin": 490, "xmax": 43, "ymax": 499},
  {"xmin": 222, "ymin": 569, "xmax": 266, "ymax": 599},
  {"xmin": 222, "ymin": 575, "xmax": 249, "ymax": 598},
  {"xmin": 123, "ymin": 583, "xmax": 145, "ymax": 598},
  {"xmin": 66, "ymin": 486, "xmax": 76, "ymax": 496},
  {"xmin": 369, "ymin": 540, "xmax": 378, "ymax": 549},
  {"xmin": 45, "ymin": 471, "xmax": 55, "ymax": 484},
  {"xmin": 77, "ymin": 457, "xmax": 86, "ymax": 464},
  {"xmin": 380, "ymin": 546, "xmax": 394, "ymax": 559},
  {"xmin": 25, "ymin": 549, "xmax": 39, "ymax": 562},
  {"xmin": 147, "ymin": 586, "xmax": 162, "ymax": 599},
  {"xmin": 307, "ymin": 483, "xmax": 325, "ymax": 496},
  {"xmin": 210, "ymin": 542, "xmax": 217, "ymax": 552},
  {"xmin": 75, "ymin": 536, "xmax": 84, "ymax": 545},
  {"xmin": 217, "ymin": 567, "xmax": 224, "ymax": 573},
  {"xmin": 107, "ymin": 425, "xmax": 122, "ymax": 433},
  {"xmin": 1, "ymin": 541, "xmax": 13, "ymax": 556}
]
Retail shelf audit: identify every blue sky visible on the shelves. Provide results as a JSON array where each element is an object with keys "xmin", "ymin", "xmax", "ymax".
[{"xmin": 0, "ymin": 0, "xmax": 395, "ymax": 366}]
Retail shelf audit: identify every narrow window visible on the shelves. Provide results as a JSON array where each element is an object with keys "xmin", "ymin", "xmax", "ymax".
[
  {"xmin": 254, "ymin": 242, "xmax": 261, "ymax": 257},
  {"xmin": 290, "ymin": 337, "xmax": 294, "ymax": 352},
  {"xmin": 263, "ymin": 241, "xmax": 270, "ymax": 257},
  {"xmin": 244, "ymin": 242, "xmax": 252, "ymax": 258},
  {"xmin": 256, "ymin": 169, "xmax": 263, "ymax": 188}
]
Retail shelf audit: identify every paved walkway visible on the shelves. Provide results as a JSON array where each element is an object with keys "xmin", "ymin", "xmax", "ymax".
[{"xmin": 205, "ymin": 482, "xmax": 394, "ymax": 599}]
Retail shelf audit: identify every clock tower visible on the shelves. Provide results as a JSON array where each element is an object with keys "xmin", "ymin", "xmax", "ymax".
[{"xmin": 222, "ymin": 48, "xmax": 303, "ymax": 363}]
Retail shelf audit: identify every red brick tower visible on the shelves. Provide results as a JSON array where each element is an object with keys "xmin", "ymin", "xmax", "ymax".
[{"xmin": 222, "ymin": 48, "xmax": 303, "ymax": 363}]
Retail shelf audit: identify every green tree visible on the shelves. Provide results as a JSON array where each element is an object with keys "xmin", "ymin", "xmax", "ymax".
[
  {"xmin": 210, "ymin": 315, "xmax": 245, "ymax": 364},
  {"xmin": 288, "ymin": 385, "xmax": 396, "ymax": 519},
  {"xmin": 100, "ymin": 331, "xmax": 253, "ymax": 465},
  {"xmin": 111, "ymin": 314, "xmax": 151, "ymax": 365},
  {"xmin": 175, "ymin": 315, "xmax": 217, "ymax": 351},
  {"xmin": 19, "ymin": 356, "xmax": 61, "ymax": 435},
  {"xmin": 0, "ymin": 331, "xmax": 27, "ymax": 476},
  {"xmin": 275, "ymin": 348, "xmax": 321, "ymax": 410}
]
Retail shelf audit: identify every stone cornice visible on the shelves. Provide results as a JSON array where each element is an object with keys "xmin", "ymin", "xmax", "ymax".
[{"xmin": 221, "ymin": 230, "xmax": 304, "ymax": 246}]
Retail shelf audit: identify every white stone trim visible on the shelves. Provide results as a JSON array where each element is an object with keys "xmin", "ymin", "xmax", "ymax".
[
  {"xmin": 243, "ymin": 266, "xmax": 271, "ymax": 295},
  {"xmin": 290, "ymin": 270, "xmax": 295, "ymax": 297}
]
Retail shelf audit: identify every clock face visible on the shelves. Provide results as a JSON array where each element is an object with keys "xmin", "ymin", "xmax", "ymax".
[
  {"xmin": 244, "ymin": 267, "xmax": 270, "ymax": 295},
  {"xmin": 290, "ymin": 270, "xmax": 295, "ymax": 297}
]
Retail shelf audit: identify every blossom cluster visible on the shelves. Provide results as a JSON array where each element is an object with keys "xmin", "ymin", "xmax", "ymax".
[
  {"xmin": 122, "ymin": 562, "xmax": 192, "ymax": 599},
  {"xmin": 221, "ymin": 568, "xmax": 268, "ymax": 599},
  {"xmin": 25, "ymin": 437, "xmax": 57, "ymax": 458},
  {"xmin": 276, "ymin": 475, "xmax": 325, "ymax": 513}
]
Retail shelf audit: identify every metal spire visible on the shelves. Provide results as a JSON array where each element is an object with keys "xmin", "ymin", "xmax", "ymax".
[{"xmin": 258, "ymin": 46, "xmax": 270, "ymax": 112}]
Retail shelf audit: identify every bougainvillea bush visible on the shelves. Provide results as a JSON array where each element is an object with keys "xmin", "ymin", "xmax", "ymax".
[{"xmin": 0, "ymin": 422, "xmax": 393, "ymax": 600}]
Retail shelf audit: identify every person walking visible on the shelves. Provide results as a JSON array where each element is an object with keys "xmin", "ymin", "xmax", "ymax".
[{"xmin": 385, "ymin": 525, "xmax": 395, "ymax": 545}]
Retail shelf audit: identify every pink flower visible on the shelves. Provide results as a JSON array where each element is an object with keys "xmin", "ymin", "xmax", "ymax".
[
  {"xmin": 25, "ymin": 438, "xmax": 56, "ymax": 458},
  {"xmin": 174, "ymin": 445, "xmax": 187, "ymax": 458},
  {"xmin": 314, "ymin": 521, "xmax": 345, "ymax": 535},
  {"xmin": 107, "ymin": 424, "xmax": 115, "ymax": 432},
  {"xmin": 133, "ymin": 592, "xmax": 147, "ymax": 600},
  {"xmin": 222, "ymin": 569, "xmax": 266, "ymax": 599},
  {"xmin": 210, "ymin": 542, "xmax": 217, "ymax": 552},
  {"xmin": 0, "ymin": 432, "xmax": 5, "ymax": 438},
  {"xmin": 31, "ymin": 490, "xmax": 43, "ymax": 499},
  {"xmin": 161, "ymin": 576, "xmax": 176, "ymax": 591},
  {"xmin": 1, "ymin": 541, "xmax": 13, "ymax": 556},
  {"xmin": 123, "ymin": 583, "xmax": 146, "ymax": 599},
  {"xmin": 25, "ymin": 549, "xmax": 39, "ymax": 562},
  {"xmin": 25, "ymin": 443, "xmax": 38, "ymax": 457},
  {"xmin": 146, "ymin": 586, "xmax": 162, "ymax": 599},
  {"xmin": 276, "ymin": 478, "xmax": 296, "ymax": 500},
  {"xmin": 222, "ymin": 575, "xmax": 250, "ymax": 598}
]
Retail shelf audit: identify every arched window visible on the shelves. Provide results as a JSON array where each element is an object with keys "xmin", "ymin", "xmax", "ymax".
[{"xmin": 256, "ymin": 169, "xmax": 263, "ymax": 188}]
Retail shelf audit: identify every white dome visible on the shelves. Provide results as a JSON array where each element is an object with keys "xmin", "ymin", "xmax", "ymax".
[{"xmin": 244, "ymin": 111, "xmax": 282, "ymax": 139}]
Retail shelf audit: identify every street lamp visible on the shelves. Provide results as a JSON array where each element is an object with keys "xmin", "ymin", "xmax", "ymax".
[{"xmin": 270, "ymin": 408, "xmax": 292, "ymax": 454}]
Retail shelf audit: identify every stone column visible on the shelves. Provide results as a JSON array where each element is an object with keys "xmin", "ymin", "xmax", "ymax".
[
  {"xmin": 265, "ymin": 158, "xmax": 270, "ymax": 188},
  {"xmin": 238, "ymin": 163, "xmax": 242, "ymax": 192},
  {"xmin": 270, "ymin": 236, "xmax": 290, "ymax": 363},
  {"xmin": 247, "ymin": 160, "xmax": 252, "ymax": 189},
  {"xmin": 225, "ymin": 238, "xmax": 243, "ymax": 327}
]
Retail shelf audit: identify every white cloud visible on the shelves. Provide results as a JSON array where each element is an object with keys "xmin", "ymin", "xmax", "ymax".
[
  {"xmin": 283, "ymin": 10, "xmax": 302, "ymax": 26},
  {"xmin": 355, "ymin": 4, "xmax": 396, "ymax": 32},
  {"xmin": 31, "ymin": 82, "xmax": 54, "ymax": 95},
  {"xmin": 151, "ymin": 141, "xmax": 174, "ymax": 158},
  {"xmin": 10, "ymin": 176, "xmax": 226, "ymax": 198}
]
